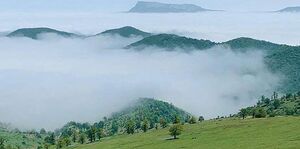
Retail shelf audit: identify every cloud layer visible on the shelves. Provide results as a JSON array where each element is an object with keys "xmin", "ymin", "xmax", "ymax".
[{"xmin": 0, "ymin": 34, "xmax": 279, "ymax": 130}]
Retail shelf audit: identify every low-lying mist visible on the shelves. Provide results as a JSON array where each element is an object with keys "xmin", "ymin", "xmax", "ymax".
[{"xmin": 0, "ymin": 34, "xmax": 279, "ymax": 130}]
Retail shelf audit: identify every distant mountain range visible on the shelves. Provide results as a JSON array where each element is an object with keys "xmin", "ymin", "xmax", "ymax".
[
  {"xmin": 4, "ymin": 26, "xmax": 300, "ymax": 93},
  {"xmin": 128, "ymin": 1, "xmax": 216, "ymax": 13},
  {"xmin": 6, "ymin": 26, "xmax": 151, "ymax": 39},
  {"xmin": 277, "ymin": 6, "xmax": 300, "ymax": 12}
]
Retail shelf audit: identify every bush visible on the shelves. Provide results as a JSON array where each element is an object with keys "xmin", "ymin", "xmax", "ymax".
[{"xmin": 254, "ymin": 108, "xmax": 267, "ymax": 118}]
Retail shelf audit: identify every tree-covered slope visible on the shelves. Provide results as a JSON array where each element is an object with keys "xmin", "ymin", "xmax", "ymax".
[
  {"xmin": 222, "ymin": 37, "xmax": 300, "ymax": 92},
  {"xmin": 99, "ymin": 26, "xmax": 151, "ymax": 38},
  {"xmin": 127, "ymin": 34, "xmax": 300, "ymax": 93},
  {"xmin": 126, "ymin": 34, "xmax": 216, "ymax": 51},
  {"xmin": 108, "ymin": 98, "xmax": 191, "ymax": 128},
  {"xmin": 0, "ymin": 123, "xmax": 44, "ymax": 149},
  {"xmin": 7, "ymin": 27, "xmax": 81, "ymax": 39},
  {"xmin": 56, "ymin": 98, "xmax": 191, "ymax": 144},
  {"xmin": 238, "ymin": 91, "xmax": 300, "ymax": 119}
]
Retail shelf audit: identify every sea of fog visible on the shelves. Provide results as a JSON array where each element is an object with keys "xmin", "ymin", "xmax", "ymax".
[{"xmin": 0, "ymin": 11, "xmax": 298, "ymax": 130}]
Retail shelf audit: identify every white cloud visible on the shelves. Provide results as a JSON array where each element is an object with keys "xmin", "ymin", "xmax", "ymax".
[{"xmin": 0, "ymin": 35, "xmax": 279, "ymax": 130}]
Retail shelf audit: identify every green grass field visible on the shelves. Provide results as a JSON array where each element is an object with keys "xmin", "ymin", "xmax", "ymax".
[{"xmin": 69, "ymin": 117, "xmax": 300, "ymax": 149}]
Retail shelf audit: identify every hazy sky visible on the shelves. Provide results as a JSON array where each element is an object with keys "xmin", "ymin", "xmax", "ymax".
[{"xmin": 1, "ymin": 0, "xmax": 300, "ymax": 12}]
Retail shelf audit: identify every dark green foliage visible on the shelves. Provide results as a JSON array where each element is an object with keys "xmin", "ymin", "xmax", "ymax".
[
  {"xmin": 111, "ymin": 120, "xmax": 119, "ymax": 135},
  {"xmin": 109, "ymin": 98, "xmax": 191, "ymax": 131},
  {"xmin": 173, "ymin": 115, "xmax": 181, "ymax": 124},
  {"xmin": 253, "ymin": 107, "xmax": 267, "ymax": 118},
  {"xmin": 87, "ymin": 127, "xmax": 97, "ymax": 142},
  {"xmin": 159, "ymin": 118, "xmax": 168, "ymax": 128},
  {"xmin": 141, "ymin": 119, "xmax": 149, "ymax": 132},
  {"xmin": 71, "ymin": 130, "xmax": 78, "ymax": 143},
  {"xmin": 169, "ymin": 124, "xmax": 183, "ymax": 139},
  {"xmin": 240, "ymin": 108, "xmax": 248, "ymax": 119},
  {"xmin": 126, "ymin": 34, "xmax": 216, "ymax": 51},
  {"xmin": 198, "ymin": 116, "xmax": 205, "ymax": 122},
  {"xmin": 126, "ymin": 119, "xmax": 135, "ymax": 134},
  {"xmin": 238, "ymin": 91, "xmax": 300, "ymax": 118},
  {"xmin": 78, "ymin": 133, "xmax": 86, "ymax": 144},
  {"xmin": 7, "ymin": 27, "xmax": 81, "ymax": 39},
  {"xmin": 100, "ymin": 26, "xmax": 151, "ymax": 38},
  {"xmin": 0, "ymin": 137, "xmax": 5, "ymax": 149},
  {"xmin": 96, "ymin": 128, "xmax": 104, "ymax": 141},
  {"xmin": 44, "ymin": 133, "xmax": 55, "ymax": 145}
]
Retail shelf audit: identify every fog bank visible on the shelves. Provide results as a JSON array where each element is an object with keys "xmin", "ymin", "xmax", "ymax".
[{"xmin": 0, "ymin": 35, "xmax": 279, "ymax": 130}]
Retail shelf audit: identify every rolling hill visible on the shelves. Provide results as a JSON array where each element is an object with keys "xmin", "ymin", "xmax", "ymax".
[
  {"xmin": 98, "ymin": 26, "xmax": 151, "ymax": 38},
  {"xmin": 7, "ymin": 27, "xmax": 82, "ymax": 39},
  {"xmin": 126, "ymin": 34, "xmax": 216, "ymax": 51}
]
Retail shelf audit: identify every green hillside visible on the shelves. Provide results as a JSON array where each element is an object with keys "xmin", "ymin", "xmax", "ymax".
[
  {"xmin": 223, "ymin": 37, "xmax": 300, "ymax": 93},
  {"xmin": 0, "ymin": 126, "xmax": 44, "ymax": 149},
  {"xmin": 7, "ymin": 27, "xmax": 81, "ymax": 39},
  {"xmin": 238, "ymin": 92, "xmax": 300, "ymax": 118},
  {"xmin": 69, "ymin": 117, "xmax": 300, "ymax": 149},
  {"xmin": 126, "ymin": 34, "xmax": 216, "ymax": 51},
  {"xmin": 126, "ymin": 34, "xmax": 300, "ymax": 93},
  {"xmin": 99, "ymin": 26, "xmax": 151, "ymax": 38}
]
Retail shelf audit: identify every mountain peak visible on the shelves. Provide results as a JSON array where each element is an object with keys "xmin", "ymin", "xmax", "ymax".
[{"xmin": 100, "ymin": 26, "xmax": 151, "ymax": 38}]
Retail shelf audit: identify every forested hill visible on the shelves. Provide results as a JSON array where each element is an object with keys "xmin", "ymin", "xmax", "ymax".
[
  {"xmin": 7, "ymin": 27, "xmax": 82, "ymax": 39},
  {"xmin": 108, "ymin": 98, "xmax": 191, "ymax": 129},
  {"xmin": 125, "ymin": 34, "xmax": 216, "ymax": 51},
  {"xmin": 99, "ymin": 26, "xmax": 151, "ymax": 38},
  {"xmin": 58, "ymin": 98, "xmax": 191, "ymax": 139}
]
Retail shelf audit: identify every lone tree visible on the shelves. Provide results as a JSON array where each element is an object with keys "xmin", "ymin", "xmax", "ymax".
[
  {"xmin": 87, "ymin": 126, "xmax": 97, "ymax": 142},
  {"xmin": 240, "ymin": 108, "xmax": 247, "ymax": 119},
  {"xmin": 126, "ymin": 119, "xmax": 135, "ymax": 134},
  {"xmin": 198, "ymin": 116, "xmax": 204, "ymax": 122},
  {"xmin": 97, "ymin": 128, "xmax": 104, "ymax": 141},
  {"xmin": 141, "ymin": 119, "xmax": 149, "ymax": 132},
  {"xmin": 169, "ymin": 124, "xmax": 183, "ymax": 139}
]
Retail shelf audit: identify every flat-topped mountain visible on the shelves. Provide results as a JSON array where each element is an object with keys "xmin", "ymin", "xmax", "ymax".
[
  {"xmin": 7, "ymin": 27, "xmax": 81, "ymax": 39},
  {"xmin": 99, "ymin": 26, "xmax": 151, "ymax": 38},
  {"xmin": 129, "ymin": 1, "xmax": 212, "ymax": 13},
  {"xmin": 277, "ymin": 6, "xmax": 300, "ymax": 12}
]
